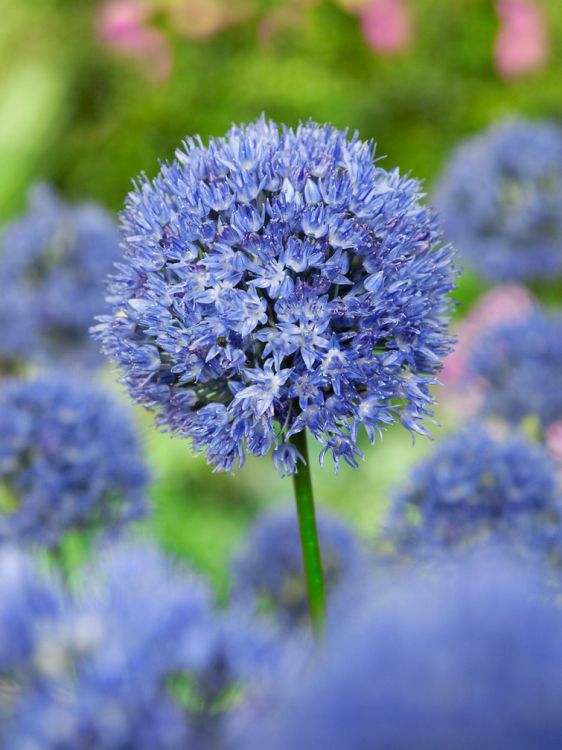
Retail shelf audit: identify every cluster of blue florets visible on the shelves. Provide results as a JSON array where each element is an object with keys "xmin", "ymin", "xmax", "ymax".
[
  {"xmin": 0, "ymin": 543, "xmax": 278, "ymax": 750},
  {"xmin": 385, "ymin": 425, "xmax": 561, "ymax": 557},
  {"xmin": 0, "ymin": 184, "xmax": 120, "ymax": 370},
  {"xmin": 468, "ymin": 311, "xmax": 562, "ymax": 432},
  {"xmin": 95, "ymin": 118, "xmax": 456, "ymax": 475},
  {"xmin": 435, "ymin": 119, "xmax": 562, "ymax": 282},
  {"xmin": 0, "ymin": 375, "xmax": 149, "ymax": 548},
  {"xmin": 242, "ymin": 551, "xmax": 562, "ymax": 750},
  {"xmin": 231, "ymin": 506, "xmax": 363, "ymax": 629}
]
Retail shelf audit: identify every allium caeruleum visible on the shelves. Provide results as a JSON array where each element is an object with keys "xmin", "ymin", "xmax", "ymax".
[
  {"xmin": 435, "ymin": 119, "xmax": 562, "ymax": 282},
  {"xmin": 232, "ymin": 506, "xmax": 363, "ymax": 629},
  {"xmin": 386, "ymin": 424, "xmax": 561, "ymax": 556},
  {"xmin": 0, "ymin": 375, "xmax": 149, "ymax": 548},
  {"xmin": 0, "ymin": 546, "xmax": 64, "ymax": 745},
  {"xmin": 95, "ymin": 117, "xmax": 456, "ymax": 474},
  {"xmin": 243, "ymin": 551, "xmax": 562, "ymax": 750},
  {"xmin": 0, "ymin": 184, "xmax": 120, "ymax": 369},
  {"xmin": 469, "ymin": 311, "xmax": 562, "ymax": 432},
  {"xmin": 3, "ymin": 543, "xmax": 277, "ymax": 750},
  {"xmin": 0, "ymin": 547, "xmax": 62, "ymax": 678}
]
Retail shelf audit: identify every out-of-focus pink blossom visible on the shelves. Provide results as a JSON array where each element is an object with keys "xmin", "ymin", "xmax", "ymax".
[
  {"xmin": 169, "ymin": 0, "xmax": 247, "ymax": 42},
  {"xmin": 494, "ymin": 0, "xmax": 549, "ymax": 80},
  {"xmin": 442, "ymin": 285, "xmax": 535, "ymax": 390},
  {"xmin": 546, "ymin": 421, "xmax": 562, "ymax": 463},
  {"xmin": 360, "ymin": 0, "xmax": 412, "ymax": 55},
  {"xmin": 97, "ymin": 0, "xmax": 171, "ymax": 82}
]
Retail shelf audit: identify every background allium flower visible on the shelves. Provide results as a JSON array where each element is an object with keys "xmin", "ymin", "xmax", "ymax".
[
  {"xmin": 0, "ymin": 185, "xmax": 121, "ymax": 370},
  {"xmin": 494, "ymin": 0, "xmax": 549, "ymax": 80},
  {"xmin": 0, "ymin": 375, "xmax": 149, "ymax": 548},
  {"xmin": 360, "ymin": 0, "xmax": 413, "ymax": 55},
  {"xmin": 0, "ymin": 547, "xmax": 62, "ymax": 678},
  {"xmin": 231, "ymin": 506, "xmax": 363, "ymax": 629},
  {"xmin": 243, "ymin": 551, "xmax": 562, "ymax": 750},
  {"xmin": 96, "ymin": 118, "xmax": 455, "ymax": 475},
  {"xmin": 468, "ymin": 311, "xmax": 562, "ymax": 432},
  {"xmin": 3, "ymin": 543, "xmax": 277, "ymax": 750},
  {"xmin": 385, "ymin": 425, "xmax": 561, "ymax": 556},
  {"xmin": 0, "ymin": 547, "xmax": 63, "ymax": 741},
  {"xmin": 435, "ymin": 119, "xmax": 562, "ymax": 282},
  {"xmin": 441, "ymin": 284, "xmax": 534, "ymax": 389}
]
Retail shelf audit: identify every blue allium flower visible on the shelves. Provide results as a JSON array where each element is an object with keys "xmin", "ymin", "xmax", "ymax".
[
  {"xmin": 232, "ymin": 506, "xmax": 363, "ymax": 629},
  {"xmin": 0, "ymin": 546, "xmax": 62, "ymax": 677},
  {"xmin": 3, "ymin": 542, "xmax": 278, "ymax": 750},
  {"xmin": 468, "ymin": 311, "xmax": 562, "ymax": 432},
  {"xmin": 95, "ymin": 118, "xmax": 456, "ymax": 474},
  {"xmin": 435, "ymin": 119, "xmax": 562, "ymax": 282},
  {"xmin": 3, "ymin": 543, "xmax": 208, "ymax": 750},
  {"xmin": 0, "ymin": 546, "xmax": 64, "ymax": 742},
  {"xmin": 0, "ymin": 375, "xmax": 149, "ymax": 548},
  {"xmin": 242, "ymin": 550, "xmax": 562, "ymax": 750},
  {"xmin": 0, "ymin": 184, "xmax": 120, "ymax": 369},
  {"xmin": 385, "ymin": 424, "xmax": 561, "ymax": 556}
]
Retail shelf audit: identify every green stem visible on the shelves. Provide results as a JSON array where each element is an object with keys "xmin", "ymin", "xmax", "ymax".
[{"xmin": 290, "ymin": 429, "xmax": 326, "ymax": 636}]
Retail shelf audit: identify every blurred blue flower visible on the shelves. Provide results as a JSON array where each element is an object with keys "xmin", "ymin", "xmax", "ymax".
[
  {"xmin": 243, "ymin": 550, "xmax": 562, "ymax": 750},
  {"xmin": 3, "ymin": 542, "xmax": 278, "ymax": 750},
  {"xmin": 435, "ymin": 119, "xmax": 562, "ymax": 281},
  {"xmin": 95, "ymin": 117, "xmax": 456, "ymax": 474},
  {"xmin": 0, "ymin": 375, "xmax": 149, "ymax": 549},
  {"xmin": 0, "ymin": 546, "xmax": 62, "ymax": 677},
  {"xmin": 0, "ymin": 185, "xmax": 120, "ymax": 370},
  {"xmin": 385, "ymin": 424, "xmax": 561, "ymax": 556},
  {"xmin": 469, "ymin": 311, "xmax": 562, "ymax": 432},
  {"xmin": 232, "ymin": 505, "xmax": 363, "ymax": 629}
]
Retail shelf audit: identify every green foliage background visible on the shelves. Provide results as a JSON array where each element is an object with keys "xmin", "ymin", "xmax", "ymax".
[{"xmin": 2, "ymin": 0, "xmax": 562, "ymax": 589}]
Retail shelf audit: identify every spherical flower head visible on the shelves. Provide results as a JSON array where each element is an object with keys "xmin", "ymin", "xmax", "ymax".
[
  {"xmin": 469, "ymin": 310, "xmax": 562, "ymax": 431},
  {"xmin": 243, "ymin": 550, "xmax": 562, "ymax": 750},
  {"xmin": 0, "ymin": 184, "xmax": 121, "ymax": 370},
  {"xmin": 95, "ymin": 118, "xmax": 456, "ymax": 474},
  {"xmin": 435, "ymin": 119, "xmax": 562, "ymax": 282},
  {"xmin": 385, "ymin": 424, "xmax": 561, "ymax": 556},
  {"xmin": 0, "ymin": 375, "xmax": 149, "ymax": 548},
  {"xmin": 3, "ymin": 542, "xmax": 279, "ymax": 750},
  {"xmin": 231, "ymin": 505, "xmax": 364, "ymax": 629}
]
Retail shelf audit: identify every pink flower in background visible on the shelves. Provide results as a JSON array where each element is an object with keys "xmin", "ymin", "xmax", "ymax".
[
  {"xmin": 97, "ymin": 0, "xmax": 171, "ymax": 82},
  {"xmin": 494, "ymin": 0, "xmax": 549, "ymax": 79},
  {"xmin": 442, "ymin": 285, "xmax": 535, "ymax": 389},
  {"xmin": 360, "ymin": 0, "xmax": 412, "ymax": 55},
  {"xmin": 546, "ymin": 421, "xmax": 562, "ymax": 463}
]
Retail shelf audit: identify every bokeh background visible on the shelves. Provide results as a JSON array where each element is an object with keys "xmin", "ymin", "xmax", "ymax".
[{"xmin": 2, "ymin": 0, "xmax": 561, "ymax": 593}]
